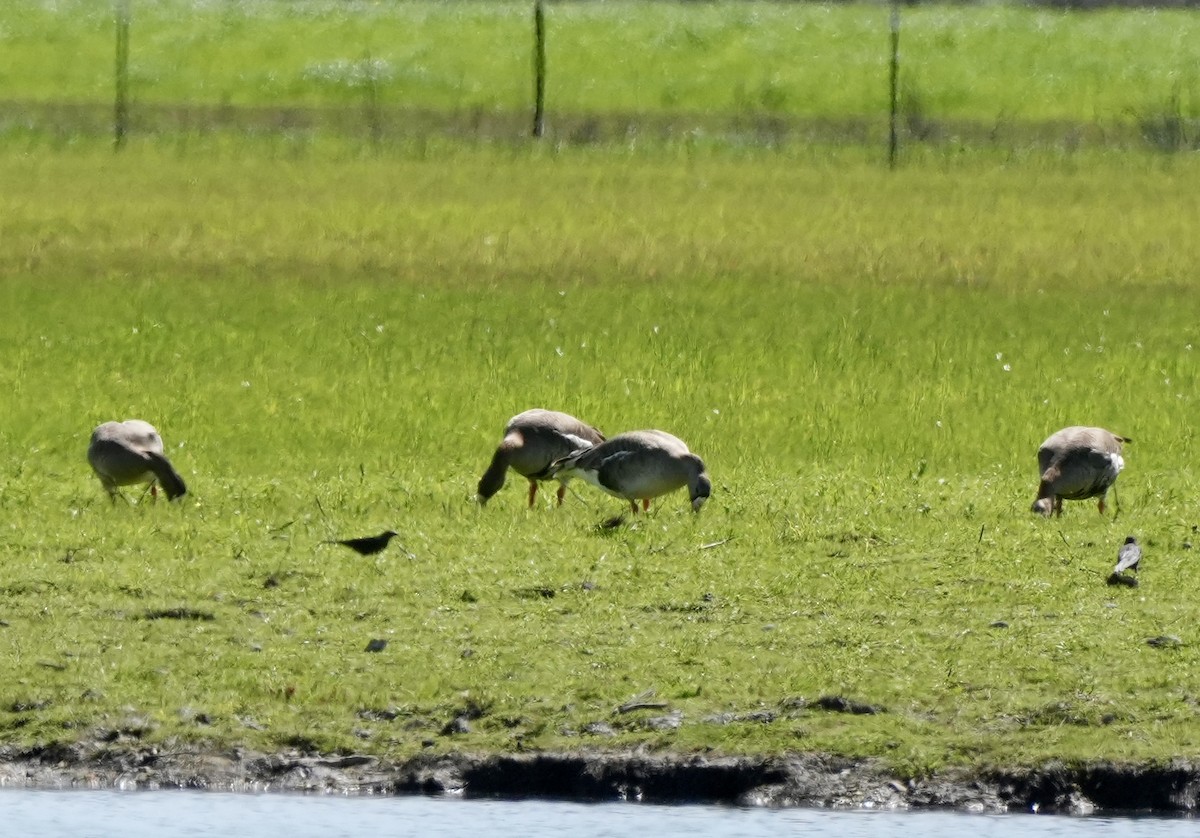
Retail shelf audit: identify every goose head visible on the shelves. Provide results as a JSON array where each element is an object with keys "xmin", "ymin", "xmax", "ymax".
[{"xmin": 690, "ymin": 469, "xmax": 713, "ymax": 512}]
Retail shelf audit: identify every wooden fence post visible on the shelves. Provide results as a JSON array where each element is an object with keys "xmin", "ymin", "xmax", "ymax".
[
  {"xmin": 532, "ymin": 0, "xmax": 546, "ymax": 138},
  {"xmin": 364, "ymin": 49, "xmax": 382, "ymax": 149},
  {"xmin": 888, "ymin": 1, "xmax": 900, "ymax": 169},
  {"xmin": 114, "ymin": 0, "xmax": 130, "ymax": 150}
]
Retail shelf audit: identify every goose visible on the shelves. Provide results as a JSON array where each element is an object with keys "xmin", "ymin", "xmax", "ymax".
[
  {"xmin": 548, "ymin": 429, "xmax": 712, "ymax": 514},
  {"xmin": 87, "ymin": 419, "xmax": 187, "ymax": 502},
  {"xmin": 1031, "ymin": 426, "xmax": 1128, "ymax": 517},
  {"xmin": 477, "ymin": 409, "xmax": 605, "ymax": 507}
]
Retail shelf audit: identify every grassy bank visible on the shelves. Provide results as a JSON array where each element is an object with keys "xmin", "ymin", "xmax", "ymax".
[
  {"xmin": 4, "ymin": 1, "xmax": 1200, "ymax": 147},
  {"xmin": 1, "ymin": 141, "xmax": 1199, "ymax": 774}
]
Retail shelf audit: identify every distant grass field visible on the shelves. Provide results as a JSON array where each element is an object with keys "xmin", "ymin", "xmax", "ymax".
[
  {"xmin": 3, "ymin": 0, "xmax": 1200, "ymax": 147},
  {"xmin": 2, "ymin": 139, "xmax": 1200, "ymax": 773}
]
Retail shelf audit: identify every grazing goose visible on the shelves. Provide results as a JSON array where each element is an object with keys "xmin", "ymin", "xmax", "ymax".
[
  {"xmin": 548, "ymin": 429, "xmax": 712, "ymax": 514},
  {"xmin": 1031, "ymin": 426, "xmax": 1129, "ymax": 517},
  {"xmin": 87, "ymin": 419, "xmax": 187, "ymax": 502},
  {"xmin": 1113, "ymin": 535, "xmax": 1142, "ymax": 575},
  {"xmin": 477, "ymin": 409, "xmax": 605, "ymax": 507}
]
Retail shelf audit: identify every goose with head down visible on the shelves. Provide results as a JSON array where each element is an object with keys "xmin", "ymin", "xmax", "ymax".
[
  {"xmin": 477, "ymin": 409, "xmax": 605, "ymax": 508},
  {"xmin": 548, "ymin": 429, "xmax": 712, "ymax": 515},
  {"xmin": 87, "ymin": 419, "xmax": 187, "ymax": 502},
  {"xmin": 1031, "ymin": 425, "xmax": 1129, "ymax": 517}
]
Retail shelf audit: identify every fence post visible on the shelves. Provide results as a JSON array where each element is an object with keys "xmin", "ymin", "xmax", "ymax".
[
  {"xmin": 532, "ymin": 0, "xmax": 546, "ymax": 138},
  {"xmin": 887, "ymin": 1, "xmax": 900, "ymax": 169},
  {"xmin": 363, "ymin": 49, "xmax": 382, "ymax": 149},
  {"xmin": 114, "ymin": 0, "xmax": 130, "ymax": 150}
]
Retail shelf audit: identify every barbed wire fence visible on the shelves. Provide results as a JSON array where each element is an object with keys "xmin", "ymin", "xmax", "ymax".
[
  {"xmin": 98, "ymin": 0, "xmax": 1196, "ymax": 158},
  {"xmin": 106, "ymin": 0, "xmax": 917, "ymax": 158}
]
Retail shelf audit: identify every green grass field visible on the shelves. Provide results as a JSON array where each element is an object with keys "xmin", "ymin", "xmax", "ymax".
[
  {"xmin": 2, "ymin": 0, "xmax": 1200, "ymax": 778},
  {"xmin": 2, "ymin": 139, "xmax": 1199, "ymax": 774}
]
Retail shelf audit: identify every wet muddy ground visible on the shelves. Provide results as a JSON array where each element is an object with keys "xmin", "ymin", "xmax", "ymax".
[{"xmin": 1, "ymin": 742, "xmax": 1197, "ymax": 815}]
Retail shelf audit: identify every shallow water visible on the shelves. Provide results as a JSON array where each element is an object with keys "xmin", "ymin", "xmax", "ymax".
[{"xmin": 3, "ymin": 790, "xmax": 1195, "ymax": 838}]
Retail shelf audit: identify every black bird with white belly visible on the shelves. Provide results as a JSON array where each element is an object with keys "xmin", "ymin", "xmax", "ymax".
[{"xmin": 1113, "ymin": 536, "xmax": 1142, "ymax": 575}]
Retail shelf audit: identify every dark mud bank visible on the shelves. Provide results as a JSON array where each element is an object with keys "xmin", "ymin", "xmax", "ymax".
[{"xmin": 2, "ymin": 744, "xmax": 1198, "ymax": 815}]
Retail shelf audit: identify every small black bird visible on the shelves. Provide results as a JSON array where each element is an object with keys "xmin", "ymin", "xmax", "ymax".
[
  {"xmin": 324, "ymin": 530, "xmax": 398, "ymax": 556},
  {"xmin": 1114, "ymin": 535, "xmax": 1142, "ymax": 575}
]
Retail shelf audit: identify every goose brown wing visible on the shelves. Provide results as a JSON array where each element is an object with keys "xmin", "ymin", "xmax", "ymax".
[
  {"xmin": 593, "ymin": 450, "xmax": 639, "ymax": 496},
  {"xmin": 520, "ymin": 426, "xmax": 600, "ymax": 480},
  {"xmin": 1052, "ymin": 446, "xmax": 1121, "ymax": 499}
]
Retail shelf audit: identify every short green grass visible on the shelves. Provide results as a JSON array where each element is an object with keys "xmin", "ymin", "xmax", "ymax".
[{"xmin": 1, "ymin": 140, "xmax": 1199, "ymax": 774}]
